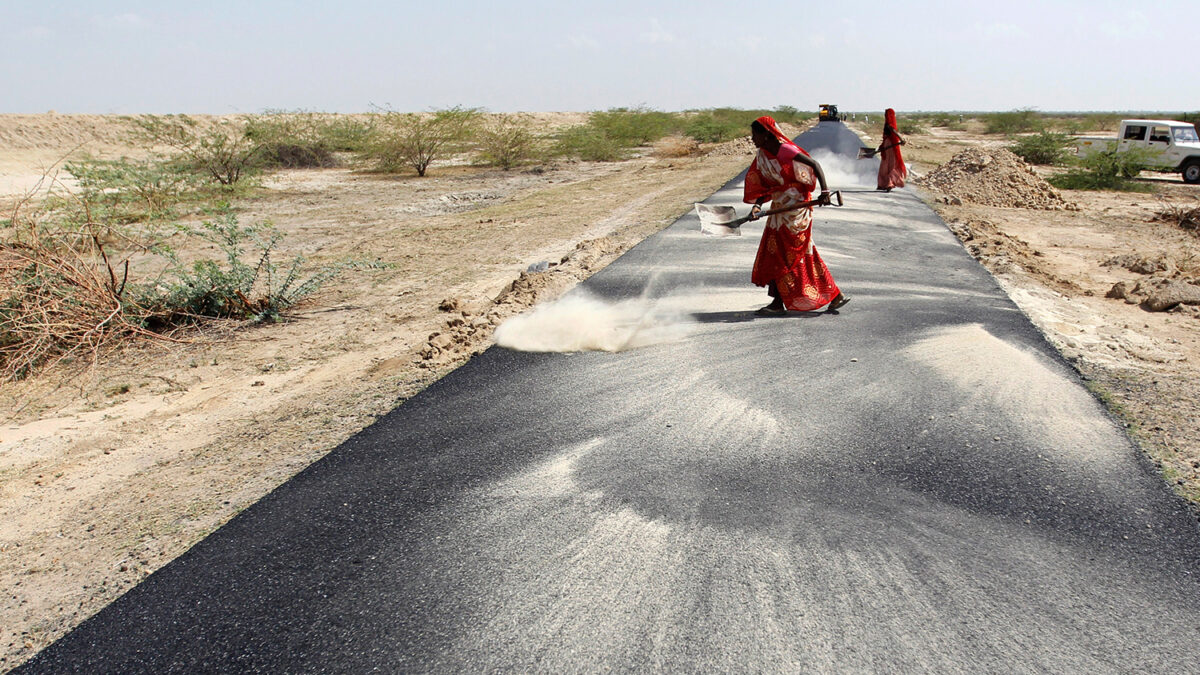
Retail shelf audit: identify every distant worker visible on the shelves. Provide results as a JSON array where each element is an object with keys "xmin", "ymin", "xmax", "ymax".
[
  {"xmin": 876, "ymin": 108, "xmax": 907, "ymax": 191},
  {"xmin": 745, "ymin": 116, "xmax": 849, "ymax": 316}
]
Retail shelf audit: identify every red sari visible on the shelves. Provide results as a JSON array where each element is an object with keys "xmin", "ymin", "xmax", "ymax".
[
  {"xmin": 744, "ymin": 116, "xmax": 841, "ymax": 312},
  {"xmin": 877, "ymin": 108, "xmax": 907, "ymax": 190}
]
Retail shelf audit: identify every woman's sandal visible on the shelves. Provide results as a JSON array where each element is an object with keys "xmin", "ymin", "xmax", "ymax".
[
  {"xmin": 755, "ymin": 305, "xmax": 787, "ymax": 316},
  {"xmin": 827, "ymin": 293, "xmax": 851, "ymax": 312}
]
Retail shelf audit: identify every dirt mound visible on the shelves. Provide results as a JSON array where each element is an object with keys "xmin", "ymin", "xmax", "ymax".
[
  {"xmin": 945, "ymin": 217, "xmax": 1082, "ymax": 293},
  {"xmin": 1102, "ymin": 253, "xmax": 1175, "ymax": 275},
  {"xmin": 416, "ymin": 236, "xmax": 630, "ymax": 366},
  {"xmin": 1107, "ymin": 276, "xmax": 1200, "ymax": 313},
  {"xmin": 653, "ymin": 135, "xmax": 703, "ymax": 158},
  {"xmin": 705, "ymin": 136, "xmax": 755, "ymax": 157},
  {"xmin": 921, "ymin": 147, "xmax": 1076, "ymax": 211}
]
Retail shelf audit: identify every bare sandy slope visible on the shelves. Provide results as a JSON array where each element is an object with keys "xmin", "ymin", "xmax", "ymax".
[{"xmin": 3, "ymin": 114, "xmax": 1200, "ymax": 669}]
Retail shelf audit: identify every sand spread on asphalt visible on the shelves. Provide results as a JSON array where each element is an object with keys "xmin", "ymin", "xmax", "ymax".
[{"xmin": 494, "ymin": 292, "xmax": 694, "ymax": 353}]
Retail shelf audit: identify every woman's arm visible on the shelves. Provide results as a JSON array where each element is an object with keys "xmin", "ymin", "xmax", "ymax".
[
  {"xmin": 792, "ymin": 153, "xmax": 830, "ymax": 200},
  {"xmin": 749, "ymin": 195, "xmax": 768, "ymax": 219}
]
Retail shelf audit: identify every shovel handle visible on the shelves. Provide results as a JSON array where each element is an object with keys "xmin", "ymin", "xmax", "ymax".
[{"xmin": 733, "ymin": 191, "xmax": 842, "ymax": 227}]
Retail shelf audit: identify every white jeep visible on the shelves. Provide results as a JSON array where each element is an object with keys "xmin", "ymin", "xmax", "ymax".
[{"xmin": 1075, "ymin": 119, "xmax": 1200, "ymax": 184}]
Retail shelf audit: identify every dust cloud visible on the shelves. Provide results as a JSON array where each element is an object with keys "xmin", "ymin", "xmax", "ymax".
[
  {"xmin": 494, "ymin": 292, "xmax": 695, "ymax": 353},
  {"xmin": 809, "ymin": 149, "xmax": 878, "ymax": 189}
]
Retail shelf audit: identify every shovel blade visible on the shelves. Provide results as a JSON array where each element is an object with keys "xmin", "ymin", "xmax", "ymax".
[{"xmin": 694, "ymin": 203, "xmax": 743, "ymax": 237}]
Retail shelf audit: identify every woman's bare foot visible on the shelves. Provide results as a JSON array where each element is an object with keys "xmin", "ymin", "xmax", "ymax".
[{"xmin": 755, "ymin": 301, "xmax": 786, "ymax": 316}]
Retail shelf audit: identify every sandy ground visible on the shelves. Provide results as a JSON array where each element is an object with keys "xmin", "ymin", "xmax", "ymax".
[{"xmin": 2, "ymin": 113, "xmax": 1200, "ymax": 669}]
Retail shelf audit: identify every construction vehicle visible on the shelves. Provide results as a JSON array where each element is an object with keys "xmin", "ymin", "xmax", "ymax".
[{"xmin": 818, "ymin": 104, "xmax": 840, "ymax": 122}]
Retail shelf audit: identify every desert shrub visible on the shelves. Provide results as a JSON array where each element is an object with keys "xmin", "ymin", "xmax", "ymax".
[
  {"xmin": 552, "ymin": 125, "xmax": 627, "ymax": 161},
  {"xmin": 0, "ymin": 192, "xmax": 382, "ymax": 380},
  {"xmin": 772, "ymin": 105, "xmax": 802, "ymax": 124},
  {"xmin": 64, "ymin": 157, "xmax": 207, "ymax": 226},
  {"xmin": 1, "ymin": 240, "xmax": 137, "ymax": 380},
  {"xmin": 140, "ymin": 210, "xmax": 386, "ymax": 324},
  {"xmin": 1049, "ymin": 147, "xmax": 1155, "ymax": 192},
  {"xmin": 364, "ymin": 106, "xmax": 481, "ymax": 176},
  {"xmin": 475, "ymin": 114, "xmax": 541, "ymax": 169},
  {"xmin": 1009, "ymin": 131, "xmax": 1073, "ymax": 165},
  {"xmin": 1082, "ymin": 113, "xmax": 1123, "ymax": 132},
  {"xmin": 924, "ymin": 113, "xmax": 955, "ymax": 128},
  {"xmin": 588, "ymin": 107, "xmax": 678, "ymax": 146},
  {"xmin": 684, "ymin": 114, "xmax": 744, "ymax": 143},
  {"xmin": 1049, "ymin": 119, "xmax": 1085, "ymax": 135},
  {"xmin": 0, "ymin": 205, "xmax": 158, "ymax": 381},
  {"xmin": 686, "ymin": 108, "xmax": 784, "ymax": 143},
  {"xmin": 1153, "ymin": 203, "xmax": 1200, "ymax": 233},
  {"xmin": 983, "ymin": 108, "xmax": 1043, "ymax": 135},
  {"xmin": 312, "ymin": 115, "xmax": 378, "ymax": 152},
  {"xmin": 244, "ymin": 112, "xmax": 339, "ymax": 169},
  {"xmin": 897, "ymin": 118, "xmax": 927, "ymax": 135},
  {"xmin": 135, "ymin": 116, "xmax": 263, "ymax": 186}
]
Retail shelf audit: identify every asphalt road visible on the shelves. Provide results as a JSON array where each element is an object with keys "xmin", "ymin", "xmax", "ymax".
[{"xmin": 20, "ymin": 122, "xmax": 1200, "ymax": 673}]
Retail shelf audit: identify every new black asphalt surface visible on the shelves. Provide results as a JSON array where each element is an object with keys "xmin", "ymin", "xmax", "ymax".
[{"xmin": 21, "ymin": 122, "xmax": 1200, "ymax": 673}]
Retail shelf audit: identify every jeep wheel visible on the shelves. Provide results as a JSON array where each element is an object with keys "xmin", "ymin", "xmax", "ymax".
[{"xmin": 1183, "ymin": 160, "xmax": 1200, "ymax": 184}]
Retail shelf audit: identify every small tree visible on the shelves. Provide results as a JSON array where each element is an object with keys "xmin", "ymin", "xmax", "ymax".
[
  {"xmin": 476, "ymin": 114, "xmax": 540, "ymax": 169},
  {"xmin": 371, "ymin": 106, "xmax": 481, "ymax": 176},
  {"xmin": 134, "ymin": 115, "xmax": 263, "ymax": 186}
]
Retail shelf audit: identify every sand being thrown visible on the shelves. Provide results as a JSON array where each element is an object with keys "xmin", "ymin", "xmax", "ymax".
[
  {"xmin": 494, "ymin": 291, "xmax": 694, "ymax": 353},
  {"xmin": 809, "ymin": 149, "xmax": 880, "ymax": 189}
]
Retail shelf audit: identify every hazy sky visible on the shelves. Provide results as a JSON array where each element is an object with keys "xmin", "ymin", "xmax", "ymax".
[{"xmin": 2, "ymin": 0, "xmax": 1193, "ymax": 114}]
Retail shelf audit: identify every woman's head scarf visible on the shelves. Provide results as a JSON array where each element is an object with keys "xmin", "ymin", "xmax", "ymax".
[{"xmin": 754, "ymin": 116, "xmax": 792, "ymax": 145}]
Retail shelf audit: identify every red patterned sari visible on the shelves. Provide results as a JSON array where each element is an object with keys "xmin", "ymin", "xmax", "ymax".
[
  {"xmin": 877, "ymin": 108, "xmax": 907, "ymax": 190},
  {"xmin": 744, "ymin": 120, "xmax": 841, "ymax": 312}
]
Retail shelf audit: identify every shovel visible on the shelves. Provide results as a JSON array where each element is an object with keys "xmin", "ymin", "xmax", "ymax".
[
  {"xmin": 695, "ymin": 191, "xmax": 843, "ymax": 234},
  {"xmin": 858, "ymin": 140, "xmax": 905, "ymax": 159}
]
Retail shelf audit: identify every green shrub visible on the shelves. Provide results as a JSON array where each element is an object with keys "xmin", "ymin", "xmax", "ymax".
[
  {"xmin": 1009, "ymin": 131, "xmax": 1073, "ymax": 165},
  {"xmin": 924, "ymin": 113, "xmax": 953, "ymax": 127},
  {"xmin": 1048, "ymin": 147, "xmax": 1155, "ymax": 192},
  {"xmin": 245, "ymin": 113, "xmax": 339, "ymax": 169},
  {"xmin": 365, "ymin": 106, "xmax": 481, "ymax": 176},
  {"xmin": 140, "ymin": 210, "xmax": 386, "ymax": 324},
  {"xmin": 1082, "ymin": 113, "xmax": 1123, "ymax": 132},
  {"xmin": 772, "ymin": 105, "xmax": 801, "ymax": 124},
  {"xmin": 134, "ymin": 116, "xmax": 264, "ymax": 186},
  {"xmin": 312, "ymin": 115, "xmax": 378, "ymax": 152},
  {"xmin": 588, "ymin": 107, "xmax": 678, "ymax": 146},
  {"xmin": 683, "ymin": 108, "xmax": 778, "ymax": 143},
  {"xmin": 552, "ymin": 125, "xmax": 627, "ymax": 161},
  {"xmin": 65, "ymin": 157, "xmax": 207, "ymax": 225},
  {"xmin": 897, "ymin": 118, "xmax": 927, "ymax": 135},
  {"xmin": 983, "ymin": 108, "xmax": 1043, "ymax": 135},
  {"xmin": 684, "ymin": 114, "xmax": 744, "ymax": 143},
  {"xmin": 475, "ymin": 114, "xmax": 542, "ymax": 169}
]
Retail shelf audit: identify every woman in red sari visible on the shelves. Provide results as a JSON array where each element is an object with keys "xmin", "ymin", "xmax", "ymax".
[
  {"xmin": 876, "ymin": 108, "xmax": 907, "ymax": 191},
  {"xmin": 745, "ymin": 116, "xmax": 849, "ymax": 316}
]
